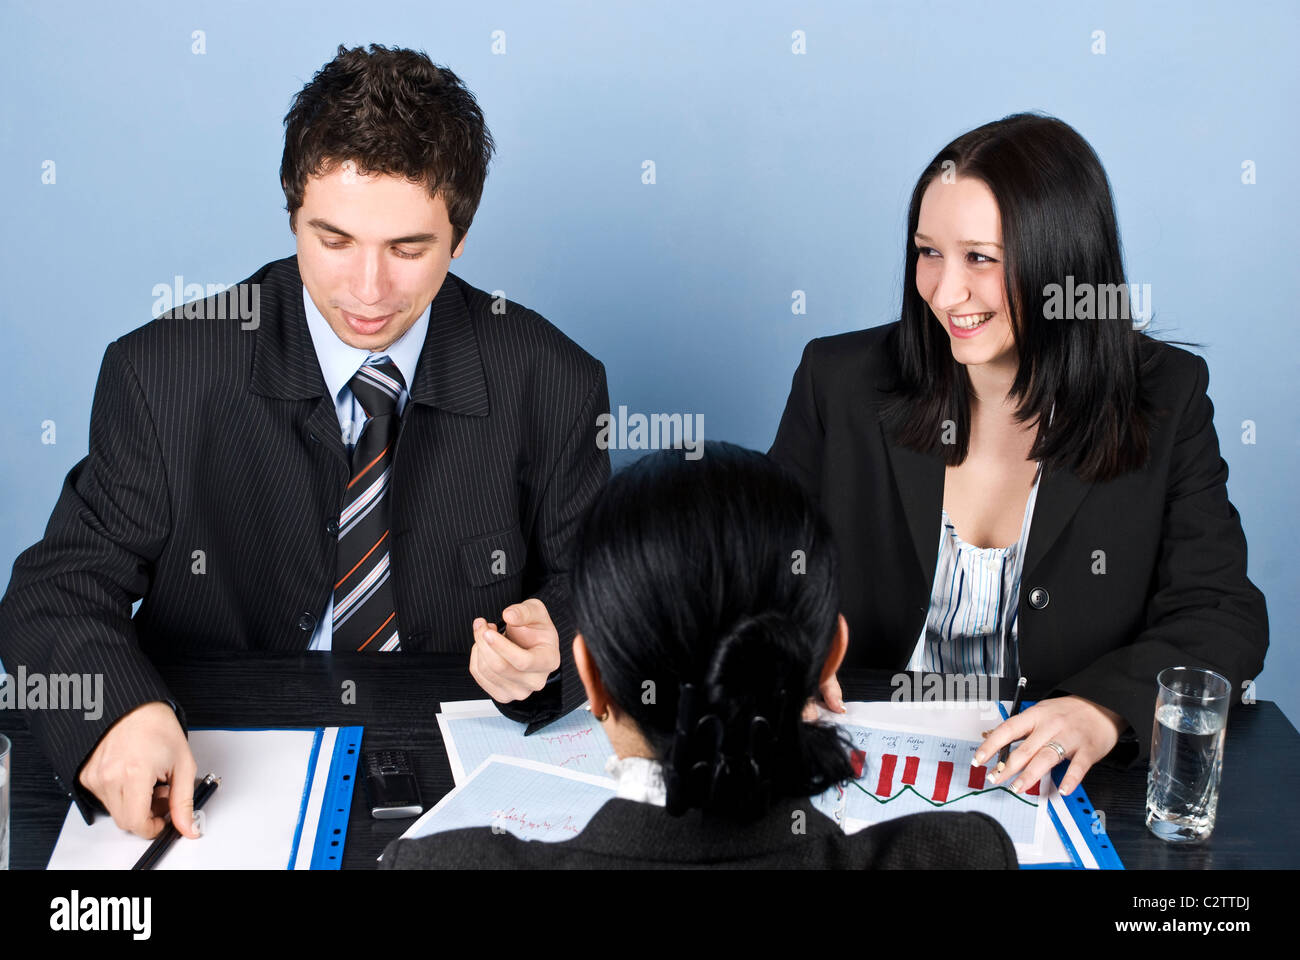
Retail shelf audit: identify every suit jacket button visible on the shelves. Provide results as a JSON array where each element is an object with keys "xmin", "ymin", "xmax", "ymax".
[
  {"xmin": 325, "ymin": 519, "xmax": 339, "ymax": 536},
  {"xmin": 298, "ymin": 612, "xmax": 316, "ymax": 632},
  {"xmin": 1028, "ymin": 587, "xmax": 1050, "ymax": 610}
]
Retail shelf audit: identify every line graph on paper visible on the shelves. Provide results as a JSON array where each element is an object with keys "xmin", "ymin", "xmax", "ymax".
[
  {"xmin": 812, "ymin": 724, "xmax": 1045, "ymax": 847},
  {"xmin": 440, "ymin": 709, "xmax": 614, "ymax": 783}
]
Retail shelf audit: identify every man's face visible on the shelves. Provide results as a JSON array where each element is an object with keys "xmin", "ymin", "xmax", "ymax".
[{"xmin": 294, "ymin": 161, "xmax": 466, "ymax": 352}]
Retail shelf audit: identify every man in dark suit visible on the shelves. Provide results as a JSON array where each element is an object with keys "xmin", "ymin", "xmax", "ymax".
[{"xmin": 0, "ymin": 44, "xmax": 609, "ymax": 838}]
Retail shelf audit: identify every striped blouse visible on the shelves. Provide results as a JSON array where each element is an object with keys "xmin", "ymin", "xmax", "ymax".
[{"xmin": 906, "ymin": 463, "xmax": 1043, "ymax": 678}]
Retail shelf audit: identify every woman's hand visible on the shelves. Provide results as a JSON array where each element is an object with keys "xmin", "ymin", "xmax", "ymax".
[
  {"xmin": 802, "ymin": 674, "xmax": 847, "ymax": 722},
  {"xmin": 973, "ymin": 695, "xmax": 1126, "ymax": 795}
]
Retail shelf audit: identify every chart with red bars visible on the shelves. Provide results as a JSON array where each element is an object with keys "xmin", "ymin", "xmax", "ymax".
[{"xmin": 814, "ymin": 723, "xmax": 1045, "ymax": 847}]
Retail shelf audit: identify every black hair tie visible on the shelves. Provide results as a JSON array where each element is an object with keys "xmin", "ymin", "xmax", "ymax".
[{"xmin": 665, "ymin": 680, "xmax": 792, "ymax": 818}]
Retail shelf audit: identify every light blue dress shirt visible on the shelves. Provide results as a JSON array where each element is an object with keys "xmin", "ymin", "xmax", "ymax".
[{"xmin": 300, "ymin": 286, "xmax": 430, "ymax": 651}]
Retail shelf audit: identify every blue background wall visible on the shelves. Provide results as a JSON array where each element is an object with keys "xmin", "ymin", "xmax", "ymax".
[{"xmin": 2, "ymin": 1, "xmax": 1296, "ymax": 721}]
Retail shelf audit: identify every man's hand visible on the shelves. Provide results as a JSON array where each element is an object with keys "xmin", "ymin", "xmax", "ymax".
[
  {"xmin": 77, "ymin": 701, "xmax": 199, "ymax": 840},
  {"xmin": 469, "ymin": 598, "xmax": 561, "ymax": 703}
]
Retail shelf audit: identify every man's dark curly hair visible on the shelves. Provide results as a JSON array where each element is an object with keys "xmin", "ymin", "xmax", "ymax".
[{"xmin": 280, "ymin": 44, "xmax": 495, "ymax": 250}]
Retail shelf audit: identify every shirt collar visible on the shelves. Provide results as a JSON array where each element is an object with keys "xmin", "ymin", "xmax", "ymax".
[
  {"xmin": 301, "ymin": 286, "xmax": 430, "ymax": 404},
  {"xmin": 604, "ymin": 754, "xmax": 667, "ymax": 807}
]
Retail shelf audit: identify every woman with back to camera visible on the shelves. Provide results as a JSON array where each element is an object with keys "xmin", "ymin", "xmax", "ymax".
[
  {"xmin": 770, "ymin": 113, "xmax": 1268, "ymax": 799},
  {"xmin": 381, "ymin": 442, "xmax": 1017, "ymax": 868}
]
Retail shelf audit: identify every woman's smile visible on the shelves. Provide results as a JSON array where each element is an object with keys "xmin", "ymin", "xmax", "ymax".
[{"xmin": 948, "ymin": 311, "xmax": 995, "ymax": 336}]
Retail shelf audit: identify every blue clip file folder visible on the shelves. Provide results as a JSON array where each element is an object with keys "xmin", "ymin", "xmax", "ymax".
[
  {"xmin": 996, "ymin": 702, "xmax": 1124, "ymax": 870},
  {"xmin": 46, "ymin": 726, "xmax": 363, "ymax": 870}
]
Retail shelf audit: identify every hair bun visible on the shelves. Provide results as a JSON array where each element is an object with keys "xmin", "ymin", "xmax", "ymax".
[
  {"xmin": 663, "ymin": 613, "xmax": 804, "ymax": 818},
  {"xmin": 706, "ymin": 611, "xmax": 801, "ymax": 708}
]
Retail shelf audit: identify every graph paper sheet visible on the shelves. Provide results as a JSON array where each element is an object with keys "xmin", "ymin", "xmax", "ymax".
[
  {"xmin": 435, "ymin": 698, "xmax": 1069, "ymax": 863},
  {"xmin": 438, "ymin": 700, "xmax": 613, "ymax": 785},
  {"xmin": 811, "ymin": 701, "xmax": 1066, "ymax": 862},
  {"xmin": 390, "ymin": 755, "xmax": 616, "ymax": 849}
]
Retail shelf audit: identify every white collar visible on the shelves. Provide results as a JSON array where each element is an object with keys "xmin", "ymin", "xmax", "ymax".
[
  {"xmin": 604, "ymin": 755, "xmax": 667, "ymax": 807},
  {"xmin": 301, "ymin": 286, "xmax": 430, "ymax": 404}
]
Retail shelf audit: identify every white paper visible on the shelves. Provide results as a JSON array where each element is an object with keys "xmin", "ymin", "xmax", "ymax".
[
  {"xmin": 816, "ymin": 701, "xmax": 1073, "ymax": 864},
  {"xmin": 383, "ymin": 755, "xmax": 616, "ymax": 856},
  {"xmin": 433, "ymin": 699, "xmax": 1082, "ymax": 866},
  {"xmin": 48, "ymin": 728, "xmax": 332, "ymax": 870},
  {"xmin": 292, "ymin": 727, "xmax": 338, "ymax": 870},
  {"xmin": 437, "ymin": 699, "xmax": 609, "ymax": 785}
]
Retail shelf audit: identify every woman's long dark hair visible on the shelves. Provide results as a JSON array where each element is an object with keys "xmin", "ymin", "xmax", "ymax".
[
  {"xmin": 882, "ymin": 113, "xmax": 1157, "ymax": 482},
  {"xmin": 570, "ymin": 442, "xmax": 854, "ymax": 821}
]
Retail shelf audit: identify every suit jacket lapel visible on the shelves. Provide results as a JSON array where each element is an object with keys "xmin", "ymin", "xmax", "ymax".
[
  {"xmin": 407, "ymin": 272, "xmax": 489, "ymax": 417},
  {"xmin": 879, "ymin": 421, "xmax": 944, "ymax": 588},
  {"xmin": 878, "ymin": 412, "xmax": 1091, "ymax": 585},
  {"xmin": 1021, "ymin": 464, "xmax": 1090, "ymax": 578},
  {"xmin": 245, "ymin": 258, "xmax": 492, "ymax": 471},
  {"xmin": 247, "ymin": 257, "xmax": 328, "ymax": 402},
  {"xmin": 246, "ymin": 257, "xmax": 351, "ymax": 473}
]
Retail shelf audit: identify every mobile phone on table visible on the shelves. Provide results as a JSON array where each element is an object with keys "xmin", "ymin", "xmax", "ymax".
[{"xmin": 362, "ymin": 749, "xmax": 423, "ymax": 819}]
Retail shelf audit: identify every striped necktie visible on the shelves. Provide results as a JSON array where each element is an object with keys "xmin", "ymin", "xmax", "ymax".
[{"xmin": 332, "ymin": 355, "xmax": 405, "ymax": 652}]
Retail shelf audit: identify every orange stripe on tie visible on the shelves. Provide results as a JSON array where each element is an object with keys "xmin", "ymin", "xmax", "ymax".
[
  {"xmin": 334, "ymin": 531, "xmax": 389, "ymax": 590},
  {"xmin": 357, "ymin": 611, "xmax": 397, "ymax": 652},
  {"xmin": 348, "ymin": 444, "xmax": 390, "ymax": 489}
]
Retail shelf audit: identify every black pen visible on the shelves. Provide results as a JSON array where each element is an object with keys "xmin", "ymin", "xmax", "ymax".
[
  {"xmin": 997, "ymin": 677, "xmax": 1028, "ymax": 773},
  {"xmin": 132, "ymin": 774, "xmax": 220, "ymax": 870}
]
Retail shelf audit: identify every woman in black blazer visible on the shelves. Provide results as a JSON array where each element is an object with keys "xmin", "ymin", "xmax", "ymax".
[
  {"xmin": 381, "ymin": 443, "xmax": 1016, "ymax": 868},
  {"xmin": 770, "ymin": 113, "xmax": 1268, "ymax": 798}
]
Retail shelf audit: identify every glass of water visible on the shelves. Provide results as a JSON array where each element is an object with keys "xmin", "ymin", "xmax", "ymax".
[
  {"xmin": 1, "ymin": 733, "xmax": 9, "ymax": 869},
  {"xmin": 1146, "ymin": 666, "xmax": 1230, "ymax": 842}
]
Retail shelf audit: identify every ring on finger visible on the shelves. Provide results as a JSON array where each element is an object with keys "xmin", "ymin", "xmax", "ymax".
[{"xmin": 1041, "ymin": 739, "xmax": 1066, "ymax": 762}]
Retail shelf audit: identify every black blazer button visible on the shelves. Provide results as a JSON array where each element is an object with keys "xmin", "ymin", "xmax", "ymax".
[
  {"xmin": 297, "ymin": 612, "xmax": 316, "ymax": 632},
  {"xmin": 1028, "ymin": 587, "xmax": 1050, "ymax": 610},
  {"xmin": 325, "ymin": 519, "xmax": 339, "ymax": 535}
]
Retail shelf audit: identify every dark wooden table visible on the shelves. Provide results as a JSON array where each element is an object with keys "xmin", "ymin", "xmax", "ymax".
[{"xmin": 2, "ymin": 654, "xmax": 1296, "ymax": 869}]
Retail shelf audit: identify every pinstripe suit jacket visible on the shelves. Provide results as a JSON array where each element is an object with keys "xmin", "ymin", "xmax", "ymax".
[{"xmin": 0, "ymin": 255, "xmax": 610, "ymax": 819}]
